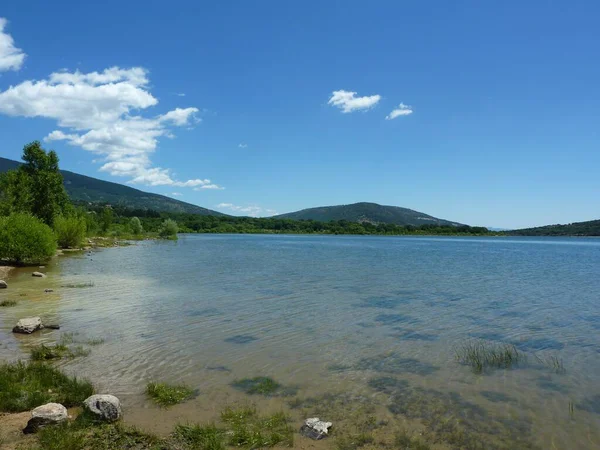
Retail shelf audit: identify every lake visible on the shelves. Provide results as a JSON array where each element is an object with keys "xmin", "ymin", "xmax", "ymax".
[{"xmin": 1, "ymin": 234, "xmax": 600, "ymax": 449}]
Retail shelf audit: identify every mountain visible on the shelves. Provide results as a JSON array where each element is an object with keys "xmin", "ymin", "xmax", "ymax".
[
  {"xmin": 274, "ymin": 202, "xmax": 464, "ymax": 226},
  {"xmin": 508, "ymin": 219, "xmax": 600, "ymax": 236},
  {"xmin": 0, "ymin": 157, "xmax": 225, "ymax": 216}
]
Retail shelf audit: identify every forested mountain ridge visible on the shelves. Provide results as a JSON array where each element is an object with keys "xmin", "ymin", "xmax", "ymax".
[
  {"xmin": 275, "ymin": 202, "xmax": 464, "ymax": 227},
  {"xmin": 508, "ymin": 219, "xmax": 600, "ymax": 236},
  {"xmin": 0, "ymin": 156, "xmax": 225, "ymax": 216}
]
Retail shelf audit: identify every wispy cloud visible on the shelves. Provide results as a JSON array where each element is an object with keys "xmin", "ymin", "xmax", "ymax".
[
  {"xmin": 238, "ymin": 143, "xmax": 248, "ymax": 149},
  {"xmin": 328, "ymin": 89, "xmax": 381, "ymax": 113},
  {"xmin": 175, "ymin": 93, "xmax": 186, "ymax": 97},
  {"xmin": 386, "ymin": 102, "xmax": 413, "ymax": 120},
  {"xmin": 0, "ymin": 18, "xmax": 26, "ymax": 71},
  {"xmin": 0, "ymin": 63, "xmax": 221, "ymax": 188},
  {"xmin": 194, "ymin": 183, "xmax": 224, "ymax": 190},
  {"xmin": 216, "ymin": 203, "xmax": 277, "ymax": 217},
  {"xmin": 170, "ymin": 192, "xmax": 182, "ymax": 196}
]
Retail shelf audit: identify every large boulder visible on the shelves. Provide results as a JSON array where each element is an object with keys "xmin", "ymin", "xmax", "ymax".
[
  {"xmin": 0, "ymin": 280, "xmax": 7, "ymax": 288},
  {"xmin": 83, "ymin": 394, "xmax": 122, "ymax": 422},
  {"xmin": 32, "ymin": 272, "xmax": 46, "ymax": 278},
  {"xmin": 12, "ymin": 317, "xmax": 44, "ymax": 334},
  {"xmin": 23, "ymin": 403, "xmax": 68, "ymax": 434}
]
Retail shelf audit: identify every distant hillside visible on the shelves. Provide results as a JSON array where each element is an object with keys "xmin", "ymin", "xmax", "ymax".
[
  {"xmin": 274, "ymin": 202, "xmax": 464, "ymax": 227},
  {"xmin": 508, "ymin": 219, "xmax": 600, "ymax": 236},
  {"xmin": 0, "ymin": 157, "xmax": 225, "ymax": 216}
]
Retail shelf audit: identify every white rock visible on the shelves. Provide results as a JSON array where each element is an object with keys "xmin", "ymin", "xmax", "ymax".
[
  {"xmin": 84, "ymin": 394, "xmax": 122, "ymax": 422},
  {"xmin": 12, "ymin": 317, "xmax": 44, "ymax": 334},
  {"xmin": 305, "ymin": 417, "xmax": 332, "ymax": 434},
  {"xmin": 32, "ymin": 271, "xmax": 46, "ymax": 277},
  {"xmin": 0, "ymin": 280, "xmax": 7, "ymax": 288},
  {"xmin": 23, "ymin": 403, "xmax": 68, "ymax": 434}
]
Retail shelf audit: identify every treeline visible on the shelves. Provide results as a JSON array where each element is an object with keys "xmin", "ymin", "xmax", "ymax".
[
  {"xmin": 508, "ymin": 220, "xmax": 600, "ymax": 236},
  {"xmin": 76, "ymin": 203, "xmax": 493, "ymax": 236},
  {"xmin": 0, "ymin": 142, "xmax": 179, "ymax": 264}
]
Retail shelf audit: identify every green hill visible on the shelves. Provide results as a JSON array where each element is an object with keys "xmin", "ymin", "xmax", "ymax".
[
  {"xmin": 274, "ymin": 202, "xmax": 464, "ymax": 226},
  {"xmin": 508, "ymin": 220, "xmax": 600, "ymax": 236},
  {"xmin": 0, "ymin": 157, "xmax": 225, "ymax": 216}
]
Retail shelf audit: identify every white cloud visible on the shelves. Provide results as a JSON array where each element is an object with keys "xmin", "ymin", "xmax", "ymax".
[
  {"xmin": 238, "ymin": 143, "xmax": 247, "ymax": 148},
  {"xmin": 0, "ymin": 18, "xmax": 25, "ymax": 71},
  {"xmin": 385, "ymin": 102, "xmax": 413, "ymax": 120},
  {"xmin": 216, "ymin": 203, "xmax": 277, "ymax": 217},
  {"xmin": 175, "ymin": 93, "xmax": 186, "ymax": 97},
  {"xmin": 195, "ymin": 184, "xmax": 224, "ymax": 190},
  {"xmin": 0, "ymin": 65, "xmax": 221, "ymax": 188},
  {"xmin": 171, "ymin": 192, "xmax": 182, "ymax": 196},
  {"xmin": 328, "ymin": 89, "xmax": 381, "ymax": 113}
]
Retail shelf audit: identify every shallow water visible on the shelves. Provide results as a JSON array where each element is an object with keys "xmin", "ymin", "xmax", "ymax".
[{"xmin": 1, "ymin": 234, "xmax": 600, "ymax": 448}]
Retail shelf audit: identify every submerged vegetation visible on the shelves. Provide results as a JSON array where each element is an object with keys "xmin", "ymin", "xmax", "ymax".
[
  {"xmin": 0, "ymin": 299, "xmax": 17, "ymax": 307},
  {"xmin": 455, "ymin": 341, "xmax": 524, "ymax": 373},
  {"xmin": 232, "ymin": 377, "xmax": 297, "ymax": 396},
  {"xmin": 0, "ymin": 362, "xmax": 93, "ymax": 412},
  {"xmin": 146, "ymin": 381, "xmax": 196, "ymax": 407},
  {"xmin": 30, "ymin": 343, "xmax": 91, "ymax": 361}
]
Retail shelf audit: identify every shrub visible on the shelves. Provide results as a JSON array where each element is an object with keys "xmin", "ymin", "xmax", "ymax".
[
  {"xmin": 158, "ymin": 219, "xmax": 178, "ymax": 240},
  {"xmin": 0, "ymin": 213, "xmax": 57, "ymax": 264},
  {"xmin": 130, "ymin": 216, "xmax": 143, "ymax": 235},
  {"xmin": 54, "ymin": 214, "xmax": 87, "ymax": 248}
]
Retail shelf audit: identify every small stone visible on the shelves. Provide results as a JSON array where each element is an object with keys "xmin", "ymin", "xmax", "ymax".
[
  {"xmin": 32, "ymin": 271, "xmax": 46, "ymax": 277},
  {"xmin": 83, "ymin": 394, "xmax": 122, "ymax": 422},
  {"xmin": 23, "ymin": 403, "xmax": 68, "ymax": 434},
  {"xmin": 39, "ymin": 266, "xmax": 45, "ymax": 269},
  {"xmin": 13, "ymin": 317, "xmax": 44, "ymax": 334},
  {"xmin": 0, "ymin": 280, "xmax": 7, "ymax": 289},
  {"xmin": 300, "ymin": 417, "xmax": 332, "ymax": 440},
  {"xmin": 44, "ymin": 289, "xmax": 54, "ymax": 293},
  {"xmin": 45, "ymin": 324, "xmax": 61, "ymax": 330}
]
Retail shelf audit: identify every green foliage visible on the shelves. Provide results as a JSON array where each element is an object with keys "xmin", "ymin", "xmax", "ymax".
[
  {"xmin": 509, "ymin": 219, "xmax": 600, "ymax": 236},
  {"xmin": 0, "ymin": 213, "xmax": 57, "ymax": 264},
  {"xmin": 158, "ymin": 218, "xmax": 178, "ymax": 239},
  {"xmin": 221, "ymin": 406, "xmax": 293, "ymax": 448},
  {"xmin": 54, "ymin": 214, "xmax": 87, "ymax": 248},
  {"xmin": 100, "ymin": 206, "xmax": 113, "ymax": 233},
  {"xmin": 172, "ymin": 423, "xmax": 226, "ymax": 450},
  {"xmin": 455, "ymin": 341, "xmax": 523, "ymax": 373},
  {"xmin": 0, "ymin": 299, "xmax": 17, "ymax": 307},
  {"xmin": 129, "ymin": 216, "xmax": 143, "ymax": 235},
  {"xmin": 0, "ymin": 142, "xmax": 71, "ymax": 225},
  {"xmin": 146, "ymin": 381, "xmax": 195, "ymax": 407},
  {"xmin": 232, "ymin": 377, "xmax": 282, "ymax": 395},
  {"xmin": 0, "ymin": 361, "xmax": 93, "ymax": 412}
]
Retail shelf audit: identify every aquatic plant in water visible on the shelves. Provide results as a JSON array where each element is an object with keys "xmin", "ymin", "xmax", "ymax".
[
  {"xmin": 146, "ymin": 381, "xmax": 196, "ymax": 407},
  {"xmin": 232, "ymin": 376, "xmax": 297, "ymax": 396},
  {"xmin": 0, "ymin": 299, "xmax": 17, "ymax": 307},
  {"xmin": 455, "ymin": 340, "xmax": 523, "ymax": 373}
]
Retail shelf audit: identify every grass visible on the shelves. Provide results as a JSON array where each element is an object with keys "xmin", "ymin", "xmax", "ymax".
[
  {"xmin": 221, "ymin": 406, "xmax": 293, "ymax": 448},
  {"xmin": 0, "ymin": 361, "xmax": 93, "ymax": 412},
  {"xmin": 172, "ymin": 423, "xmax": 226, "ymax": 450},
  {"xmin": 30, "ymin": 344, "xmax": 91, "ymax": 361},
  {"xmin": 0, "ymin": 299, "xmax": 17, "ymax": 307},
  {"xmin": 535, "ymin": 354, "xmax": 566, "ymax": 374},
  {"xmin": 455, "ymin": 340, "xmax": 523, "ymax": 373},
  {"xmin": 146, "ymin": 381, "xmax": 196, "ymax": 407},
  {"xmin": 335, "ymin": 432, "xmax": 374, "ymax": 450},
  {"xmin": 394, "ymin": 430, "xmax": 432, "ymax": 450}
]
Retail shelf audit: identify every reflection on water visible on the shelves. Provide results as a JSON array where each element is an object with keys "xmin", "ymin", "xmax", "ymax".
[{"xmin": 1, "ymin": 235, "xmax": 600, "ymax": 448}]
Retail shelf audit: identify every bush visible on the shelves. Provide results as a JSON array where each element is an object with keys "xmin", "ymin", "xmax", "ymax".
[
  {"xmin": 130, "ymin": 216, "xmax": 143, "ymax": 235},
  {"xmin": 158, "ymin": 219, "xmax": 178, "ymax": 239},
  {"xmin": 0, "ymin": 213, "xmax": 57, "ymax": 264},
  {"xmin": 54, "ymin": 215, "xmax": 87, "ymax": 248}
]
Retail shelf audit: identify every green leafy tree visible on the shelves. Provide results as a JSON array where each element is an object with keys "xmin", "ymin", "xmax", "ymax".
[
  {"xmin": 100, "ymin": 206, "xmax": 113, "ymax": 233},
  {"xmin": 0, "ymin": 214, "xmax": 57, "ymax": 265},
  {"xmin": 158, "ymin": 219, "xmax": 178, "ymax": 240},
  {"xmin": 0, "ymin": 141, "xmax": 71, "ymax": 225},
  {"xmin": 129, "ymin": 217, "xmax": 143, "ymax": 235},
  {"xmin": 54, "ymin": 214, "xmax": 87, "ymax": 248}
]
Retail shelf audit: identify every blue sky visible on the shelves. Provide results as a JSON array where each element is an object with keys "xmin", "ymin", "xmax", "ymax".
[{"xmin": 0, "ymin": 1, "xmax": 598, "ymax": 228}]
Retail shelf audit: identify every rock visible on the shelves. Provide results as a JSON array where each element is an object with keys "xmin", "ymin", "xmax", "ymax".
[
  {"xmin": 12, "ymin": 317, "xmax": 44, "ymax": 334},
  {"xmin": 23, "ymin": 403, "xmax": 68, "ymax": 434},
  {"xmin": 44, "ymin": 289, "xmax": 54, "ymax": 293},
  {"xmin": 0, "ymin": 280, "xmax": 7, "ymax": 289},
  {"xmin": 32, "ymin": 272, "xmax": 46, "ymax": 277},
  {"xmin": 300, "ymin": 418, "xmax": 332, "ymax": 440},
  {"xmin": 45, "ymin": 324, "xmax": 61, "ymax": 330},
  {"xmin": 83, "ymin": 395, "xmax": 122, "ymax": 422},
  {"xmin": 39, "ymin": 266, "xmax": 45, "ymax": 269}
]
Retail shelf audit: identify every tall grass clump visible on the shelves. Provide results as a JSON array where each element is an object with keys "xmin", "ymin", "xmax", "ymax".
[
  {"xmin": 0, "ymin": 299, "xmax": 17, "ymax": 307},
  {"xmin": 158, "ymin": 218, "xmax": 178, "ymax": 240},
  {"xmin": 146, "ymin": 381, "xmax": 195, "ymax": 407},
  {"xmin": 54, "ymin": 214, "xmax": 87, "ymax": 248},
  {"xmin": 0, "ymin": 362, "xmax": 93, "ymax": 412},
  {"xmin": 221, "ymin": 406, "xmax": 293, "ymax": 448},
  {"xmin": 172, "ymin": 423, "xmax": 226, "ymax": 450},
  {"xmin": 455, "ymin": 340, "xmax": 523, "ymax": 373},
  {"xmin": 0, "ymin": 213, "xmax": 57, "ymax": 264}
]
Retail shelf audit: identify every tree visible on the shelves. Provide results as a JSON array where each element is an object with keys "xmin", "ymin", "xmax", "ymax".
[
  {"xmin": 0, "ymin": 141, "xmax": 71, "ymax": 225},
  {"xmin": 54, "ymin": 214, "xmax": 87, "ymax": 248},
  {"xmin": 130, "ymin": 217, "xmax": 143, "ymax": 235},
  {"xmin": 100, "ymin": 206, "xmax": 113, "ymax": 233},
  {"xmin": 158, "ymin": 219, "xmax": 178, "ymax": 239},
  {"xmin": 0, "ymin": 213, "xmax": 57, "ymax": 265}
]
